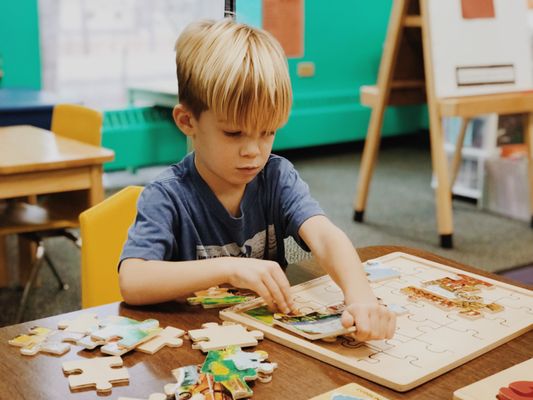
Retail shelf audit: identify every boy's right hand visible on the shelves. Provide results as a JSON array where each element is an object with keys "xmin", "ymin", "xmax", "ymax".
[{"xmin": 226, "ymin": 259, "xmax": 295, "ymax": 314}]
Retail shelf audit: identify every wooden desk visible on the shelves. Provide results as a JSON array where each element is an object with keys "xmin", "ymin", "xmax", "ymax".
[
  {"xmin": 0, "ymin": 246, "xmax": 531, "ymax": 400},
  {"xmin": 0, "ymin": 125, "xmax": 114, "ymax": 286}
]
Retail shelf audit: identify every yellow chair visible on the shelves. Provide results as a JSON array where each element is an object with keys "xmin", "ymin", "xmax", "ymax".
[
  {"xmin": 51, "ymin": 103, "xmax": 103, "ymax": 146},
  {"xmin": 79, "ymin": 186, "xmax": 143, "ymax": 308}
]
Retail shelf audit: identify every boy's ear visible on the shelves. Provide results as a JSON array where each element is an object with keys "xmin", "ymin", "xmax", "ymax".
[{"xmin": 173, "ymin": 104, "xmax": 196, "ymax": 137}]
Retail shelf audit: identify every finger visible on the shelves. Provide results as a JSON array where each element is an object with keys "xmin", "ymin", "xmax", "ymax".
[
  {"xmin": 367, "ymin": 308, "xmax": 383, "ymax": 340},
  {"xmin": 341, "ymin": 309, "xmax": 355, "ymax": 329},
  {"xmin": 353, "ymin": 309, "xmax": 372, "ymax": 342},
  {"xmin": 270, "ymin": 265, "xmax": 295, "ymax": 311},
  {"xmin": 255, "ymin": 281, "xmax": 276, "ymax": 312},
  {"xmin": 386, "ymin": 312, "xmax": 397, "ymax": 339},
  {"xmin": 262, "ymin": 273, "xmax": 290, "ymax": 314}
]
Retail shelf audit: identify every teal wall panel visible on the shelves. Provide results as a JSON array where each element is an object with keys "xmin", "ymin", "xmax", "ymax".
[
  {"xmin": 238, "ymin": 1, "xmax": 425, "ymax": 150},
  {"xmin": 0, "ymin": 0, "xmax": 41, "ymax": 88}
]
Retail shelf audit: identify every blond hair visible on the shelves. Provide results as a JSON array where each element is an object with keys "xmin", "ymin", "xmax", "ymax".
[{"xmin": 175, "ymin": 19, "xmax": 292, "ymax": 133}]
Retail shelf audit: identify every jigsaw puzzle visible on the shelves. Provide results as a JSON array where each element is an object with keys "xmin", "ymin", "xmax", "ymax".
[
  {"xmin": 62, "ymin": 355, "xmax": 129, "ymax": 393},
  {"xmin": 453, "ymin": 358, "xmax": 533, "ymax": 400},
  {"xmin": 188, "ymin": 322, "xmax": 264, "ymax": 352},
  {"xmin": 220, "ymin": 252, "xmax": 533, "ymax": 391}
]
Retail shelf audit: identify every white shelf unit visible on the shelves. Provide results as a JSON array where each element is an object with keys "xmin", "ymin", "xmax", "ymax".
[{"xmin": 431, "ymin": 114, "xmax": 499, "ymax": 203}]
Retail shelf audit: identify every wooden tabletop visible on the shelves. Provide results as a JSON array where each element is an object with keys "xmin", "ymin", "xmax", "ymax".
[
  {"xmin": 0, "ymin": 125, "xmax": 114, "ymax": 174},
  {"xmin": 0, "ymin": 246, "xmax": 531, "ymax": 400}
]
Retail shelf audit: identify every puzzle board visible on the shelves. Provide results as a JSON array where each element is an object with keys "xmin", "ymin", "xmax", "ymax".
[{"xmin": 220, "ymin": 252, "xmax": 533, "ymax": 391}]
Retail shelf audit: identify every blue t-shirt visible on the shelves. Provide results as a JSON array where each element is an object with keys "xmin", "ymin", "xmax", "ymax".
[{"xmin": 120, "ymin": 153, "xmax": 324, "ymax": 267}]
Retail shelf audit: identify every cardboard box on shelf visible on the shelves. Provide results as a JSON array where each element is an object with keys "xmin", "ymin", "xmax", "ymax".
[{"xmin": 483, "ymin": 156, "xmax": 530, "ymax": 222}]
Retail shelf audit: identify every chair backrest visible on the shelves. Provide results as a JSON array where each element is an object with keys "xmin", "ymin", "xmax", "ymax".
[
  {"xmin": 50, "ymin": 104, "xmax": 103, "ymax": 147},
  {"xmin": 79, "ymin": 186, "xmax": 143, "ymax": 308}
]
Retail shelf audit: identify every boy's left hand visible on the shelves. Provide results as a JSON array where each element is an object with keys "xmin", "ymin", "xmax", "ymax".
[{"xmin": 341, "ymin": 302, "xmax": 396, "ymax": 342}]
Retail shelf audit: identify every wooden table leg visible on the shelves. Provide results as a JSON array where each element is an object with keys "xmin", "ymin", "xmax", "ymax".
[
  {"xmin": 88, "ymin": 165, "xmax": 105, "ymax": 207},
  {"xmin": 526, "ymin": 113, "xmax": 533, "ymax": 228}
]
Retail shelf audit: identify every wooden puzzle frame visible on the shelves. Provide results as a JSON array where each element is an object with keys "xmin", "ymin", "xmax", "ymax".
[{"xmin": 220, "ymin": 252, "xmax": 533, "ymax": 391}]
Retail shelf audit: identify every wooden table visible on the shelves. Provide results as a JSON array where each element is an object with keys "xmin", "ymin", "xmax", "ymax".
[
  {"xmin": 0, "ymin": 125, "xmax": 114, "ymax": 286},
  {"xmin": 0, "ymin": 246, "xmax": 531, "ymax": 399}
]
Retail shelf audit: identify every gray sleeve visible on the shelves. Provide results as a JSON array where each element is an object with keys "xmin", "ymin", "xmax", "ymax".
[
  {"xmin": 277, "ymin": 160, "xmax": 325, "ymax": 250},
  {"xmin": 120, "ymin": 183, "xmax": 178, "ymax": 264}
]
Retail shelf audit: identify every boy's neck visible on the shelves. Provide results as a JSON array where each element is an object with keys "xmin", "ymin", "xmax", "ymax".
[{"xmin": 193, "ymin": 156, "xmax": 246, "ymax": 217}]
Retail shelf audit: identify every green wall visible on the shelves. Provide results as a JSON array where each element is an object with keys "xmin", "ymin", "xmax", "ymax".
[
  {"xmin": 0, "ymin": 0, "xmax": 42, "ymax": 88},
  {"xmin": 238, "ymin": 0, "xmax": 424, "ymax": 150}
]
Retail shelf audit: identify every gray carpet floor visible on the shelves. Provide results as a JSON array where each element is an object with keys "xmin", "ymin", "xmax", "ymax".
[{"xmin": 1, "ymin": 133, "xmax": 532, "ymax": 327}]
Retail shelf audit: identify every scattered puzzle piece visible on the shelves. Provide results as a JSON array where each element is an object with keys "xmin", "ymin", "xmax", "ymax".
[
  {"xmin": 81, "ymin": 316, "xmax": 161, "ymax": 356},
  {"xmin": 164, "ymin": 366, "xmax": 232, "ymax": 400},
  {"xmin": 57, "ymin": 313, "xmax": 100, "ymax": 334},
  {"xmin": 136, "ymin": 326, "xmax": 185, "ymax": 354},
  {"xmin": 9, "ymin": 326, "xmax": 84, "ymax": 356},
  {"xmin": 118, "ymin": 394, "xmax": 166, "ymax": 400},
  {"xmin": 201, "ymin": 347, "xmax": 277, "ymax": 399},
  {"xmin": 188, "ymin": 322, "xmax": 264, "ymax": 352},
  {"xmin": 62, "ymin": 356, "xmax": 129, "ymax": 393}
]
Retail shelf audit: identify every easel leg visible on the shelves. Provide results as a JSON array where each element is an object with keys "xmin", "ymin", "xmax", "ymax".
[
  {"xmin": 353, "ymin": 109, "xmax": 385, "ymax": 222},
  {"xmin": 525, "ymin": 113, "xmax": 533, "ymax": 228},
  {"xmin": 429, "ymin": 112, "xmax": 454, "ymax": 248},
  {"xmin": 353, "ymin": 0, "xmax": 410, "ymax": 222},
  {"xmin": 420, "ymin": 0, "xmax": 453, "ymax": 248}
]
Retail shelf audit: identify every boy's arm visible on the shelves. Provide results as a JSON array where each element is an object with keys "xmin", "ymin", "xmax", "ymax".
[
  {"xmin": 298, "ymin": 215, "xmax": 396, "ymax": 341},
  {"xmin": 119, "ymin": 257, "xmax": 294, "ymax": 313}
]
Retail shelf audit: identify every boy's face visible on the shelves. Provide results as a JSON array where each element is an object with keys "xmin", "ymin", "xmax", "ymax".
[{"xmin": 179, "ymin": 108, "xmax": 276, "ymax": 194}]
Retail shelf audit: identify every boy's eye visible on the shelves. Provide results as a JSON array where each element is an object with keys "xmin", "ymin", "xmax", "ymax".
[
  {"xmin": 223, "ymin": 130, "xmax": 241, "ymax": 137},
  {"xmin": 264, "ymin": 131, "xmax": 276, "ymax": 137}
]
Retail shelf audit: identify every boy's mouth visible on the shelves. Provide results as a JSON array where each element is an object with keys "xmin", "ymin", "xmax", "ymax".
[{"xmin": 237, "ymin": 166, "xmax": 260, "ymax": 174}]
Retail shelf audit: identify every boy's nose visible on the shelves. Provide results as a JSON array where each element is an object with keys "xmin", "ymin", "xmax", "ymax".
[{"xmin": 240, "ymin": 140, "xmax": 261, "ymax": 157}]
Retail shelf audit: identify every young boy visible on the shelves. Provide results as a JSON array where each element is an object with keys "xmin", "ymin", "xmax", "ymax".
[{"xmin": 119, "ymin": 19, "xmax": 396, "ymax": 342}]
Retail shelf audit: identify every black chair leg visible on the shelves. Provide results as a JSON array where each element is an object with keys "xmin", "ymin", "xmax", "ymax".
[
  {"xmin": 43, "ymin": 252, "xmax": 69, "ymax": 291},
  {"xmin": 15, "ymin": 243, "xmax": 45, "ymax": 324}
]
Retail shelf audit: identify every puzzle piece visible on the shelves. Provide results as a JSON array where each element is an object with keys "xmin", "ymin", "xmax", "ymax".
[
  {"xmin": 118, "ymin": 394, "xmax": 166, "ymax": 400},
  {"xmin": 188, "ymin": 322, "xmax": 264, "ymax": 352},
  {"xmin": 136, "ymin": 326, "xmax": 185, "ymax": 354},
  {"xmin": 62, "ymin": 356, "xmax": 129, "ymax": 393},
  {"xmin": 187, "ymin": 286, "xmax": 257, "ymax": 308},
  {"xmin": 80, "ymin": 316, "xmax": 161, "ymax": 356},
  {"xmin": 365, "ymin": 265, "xmax": 401, "ymax": 283},
  {"xmin": 164, "ymin": 366, "xmax": 232, "ymax": 400},
  {"xmin": 9, "ymin": 326, "xmax": 84, "ymax": 356},
  {"xmin": 57, "ymin": 313, "xmax": 100, "ymax": 334},
  {"xmin": 201, "ymin": 347, "xmax": 277, "ymax": 398}
]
